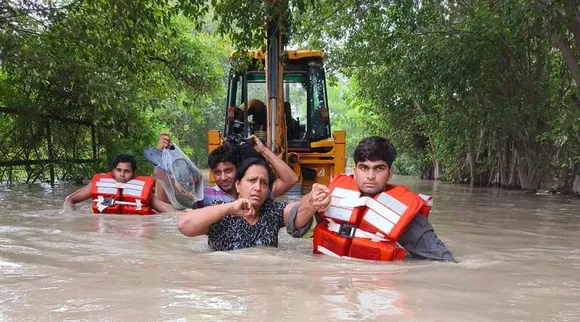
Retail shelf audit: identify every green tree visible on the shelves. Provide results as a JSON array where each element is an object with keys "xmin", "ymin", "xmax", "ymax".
[
  {"xmin": 291, "ymin": 0, "xmax": 579, "ymax": 191},
  {"xmin": 0, "ymin": 0, "xmax": 225, "ymax": 182}
]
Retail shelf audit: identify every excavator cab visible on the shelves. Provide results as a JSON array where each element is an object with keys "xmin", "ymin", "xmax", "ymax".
[
  {"xmin": 208, "ymin": 50, "xmax": 345, "ymax": 187},
  {"xmin": 223, "ymin": 51, "xmax": 331, "ymax": 147}
]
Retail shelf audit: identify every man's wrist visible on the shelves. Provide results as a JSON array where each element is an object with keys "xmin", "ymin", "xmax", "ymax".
[
  {"xmin": 303, "ymin": 192, "xmax": 316, "ymax": 211},
  {"xmin": 260, "ymin": 147, "xmax": 273, "ymax": 157}
]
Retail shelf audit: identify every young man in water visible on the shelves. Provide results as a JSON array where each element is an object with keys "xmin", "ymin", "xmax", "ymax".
[
  {"xmin": 155, "ymin": 131, "xmax": 298, "ymax": 208},
  {"xmin": 64, "ymin": 153, "xmax": 174, "ymax": 213},
  {"xmin": 314, "ymin": 136, "xmax": 454, "ymax": 261}
]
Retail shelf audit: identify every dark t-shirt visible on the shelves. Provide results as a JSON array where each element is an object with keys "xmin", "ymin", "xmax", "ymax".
[
  {"xmin": 397, "ymin": 213, "xmax": 455, "ymax": 261},
  {"xmin": 207, "ymin": 199, "xmax": 288, "ymax": 251}
]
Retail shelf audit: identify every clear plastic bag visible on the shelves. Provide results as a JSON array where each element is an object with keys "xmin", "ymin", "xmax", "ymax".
[{"xmin": 152, "ymin": 144, "xmax": 204, "ymax": 210}]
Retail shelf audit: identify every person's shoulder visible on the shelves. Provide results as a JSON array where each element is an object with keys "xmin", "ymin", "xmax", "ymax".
[
  {"xmin": 203, "ymin": 185, "xmax": 222, "ymax": 193},
  {"xmin": 385, "ymin": 184, "xmax": 425, "ymax": 202},
  {"xmin": 204, "ymin": 186, "xmax": 233, "ymax": 201},
  {"xmin": 386, "ymin": 183, "xmax": 415, "ymax": 193},
  {"xmin": 203, "ymin": 186, "xmax": 216, "ymax": 196},
  {"xmin": 330, "ymin": 173, "xmax": 355, "ymax": 184}
]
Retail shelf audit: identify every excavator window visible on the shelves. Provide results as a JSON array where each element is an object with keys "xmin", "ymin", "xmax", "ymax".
[
  {"xmin": 309, "ymin": 67, "xmax": 331, "ymax": 142},
  {"xmin": 225, "ymin": 64, "xmax": 331, "ymax": 149}
]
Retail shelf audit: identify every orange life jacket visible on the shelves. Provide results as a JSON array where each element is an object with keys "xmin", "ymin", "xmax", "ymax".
[
  {"xmin": 89, "ymin": 172, "xmax": 155, "ymax": 215},
  {"xmin": 313, "ymin": 174, "xmax": 432, "ymax": 261}
]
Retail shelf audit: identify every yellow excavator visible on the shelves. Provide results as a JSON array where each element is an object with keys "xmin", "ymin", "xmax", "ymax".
[{"xmin": 207, "ymin": 22, "xmax": 345, "ymax": 191}]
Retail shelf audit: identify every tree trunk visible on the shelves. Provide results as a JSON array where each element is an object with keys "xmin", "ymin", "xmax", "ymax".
[
  {"xmin": 535, "ymin": 0, "xmax": 580, "ymax": 111},
  {"xmin": 467, "ymin": 152, "xmax": 478, "ymax": 184},
  {"xmin": 499, "ymin": 139, "xmax": 509, "ymax": 186},
  {"xmin": 433, "ymin": 160, "xmax": 442, "ymax": 180},
  {"xmin": 413, "ymin": 99, "xmax": 442, "ymax": 180},
  {"xmin": 553, "ymin": 35, "xmax": 580, "ymax": 88},
  {"xmin": 573, "ymin": 173, "xmax": 580, "ymax": 194},
  {"xmin": 491, "ymin": 169, "xmax": 499, "ymax": 185},
  {"xmin": 514, "ymin": 145, "xmax": 534, "ymax": 190},
  {"xmin": 563, "ymin": 0, "xmax": 580, "ymax": 50},
  {"xmin": 537, "ymin": 0, "xmax": 580, "ymax": 87},
  {"xmin": 572, "ymin": 162, "xmax": 580, "ymax": 194},
  {"xmin": 516, "ymin": 161, "xmax": 532, "ymax": 190},
  {"xmin": 507, "ymin": 144, "xmax": 518, "ymax": 188}
]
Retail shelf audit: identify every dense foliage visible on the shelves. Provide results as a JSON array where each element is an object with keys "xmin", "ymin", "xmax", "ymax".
[
  {"xmin": 0, "ymin": 0, "xmax": 227, "ymax": 182},
  {"xmin": 293, "ymin": 0, "xmax": 580, "ymax": 191},
  {"xmin": 2, "ymin": 0, "xmax": 579, "ymax": 192}
]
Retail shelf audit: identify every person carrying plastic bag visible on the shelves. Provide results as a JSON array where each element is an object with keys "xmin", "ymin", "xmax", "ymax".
[{"xmin": 144, "ymin": 142, "xmax": 204, "ymax": 210}]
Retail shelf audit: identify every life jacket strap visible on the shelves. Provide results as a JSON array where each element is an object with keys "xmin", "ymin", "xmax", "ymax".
[
  {"xmin": 93, "ymin": 196, "xmax": 143, "ymax": 212},
  {"xmin": 326, "ymin": 219, "xmax": 390, "ymax": 242}
]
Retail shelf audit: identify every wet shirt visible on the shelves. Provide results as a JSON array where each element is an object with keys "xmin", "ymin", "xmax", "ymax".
[
  {"xmin": 207, "ymin": 199, "xmax": 287, "ymax": 251},
  {"xmin": 197, "ymin": 186, "xmax": 234, "ymax": 207},
  {"xmin": 398, "ymin": 214, "xmax": 455, "ymax": 261}
]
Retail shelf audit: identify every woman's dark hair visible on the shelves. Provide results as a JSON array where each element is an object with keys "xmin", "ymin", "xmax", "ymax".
[
  {"xmin": 353, "ymin": 136, "xmax": 397, "ymax": 167},
  {"xmin": 235, "ymin": 157, "xmax": 275, "ymax": 191},
  {"xmin": 112, "ymin": 153, "xmax": 137, "ymax": 171}
]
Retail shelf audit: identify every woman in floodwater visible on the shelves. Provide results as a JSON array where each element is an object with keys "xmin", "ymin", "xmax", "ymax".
[{"xmin": 177, "ymin": 158, "xmax": 330, "ymax": 251}]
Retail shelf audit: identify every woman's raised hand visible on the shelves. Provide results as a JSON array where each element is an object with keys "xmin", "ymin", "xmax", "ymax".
[{"xmin": 230, "ymin": 198, "xmax": 256, "ymax": 218}]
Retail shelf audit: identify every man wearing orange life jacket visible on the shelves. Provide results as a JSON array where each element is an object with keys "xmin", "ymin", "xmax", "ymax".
[
  {"xmin": 313, "ymin": 136, "xmax": 454, "ymax": 262},
  {"xmin": 64, "ymin": 154, "xmax": 174, "ymax": 214}
]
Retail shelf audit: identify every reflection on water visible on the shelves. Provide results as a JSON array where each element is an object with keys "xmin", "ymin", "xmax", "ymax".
[{"xmin": 1, "ymin": 176, "xmax": 580, "ymax": 321}]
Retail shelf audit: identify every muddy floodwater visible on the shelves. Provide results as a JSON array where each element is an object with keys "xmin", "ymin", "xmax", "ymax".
[{"xmin": 1, "ymin": 176, "xmax": 579, "ymax": 321}]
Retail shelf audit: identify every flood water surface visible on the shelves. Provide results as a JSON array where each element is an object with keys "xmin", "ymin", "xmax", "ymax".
[{"xmin": 1, "ymin": 176, "xmax": 579, "ymax": 321}]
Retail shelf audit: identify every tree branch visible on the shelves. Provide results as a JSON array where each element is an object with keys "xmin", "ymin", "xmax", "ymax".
[
  {"xmin": 554, "ymin": 34, "xmax": 580, "ymax": 87},
  {"xmin": 563, "ymin": 0, "xmax": 580, "ymax": 50}
]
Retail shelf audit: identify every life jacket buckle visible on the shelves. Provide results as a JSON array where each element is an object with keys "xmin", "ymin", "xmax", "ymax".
[
  {"xmin": 101, "ymin": 197, "xmax": 115, "ymax": 207},
  {"xmin": 338, "ymin": 223, "xmax": 356, "ymax": 239}
]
